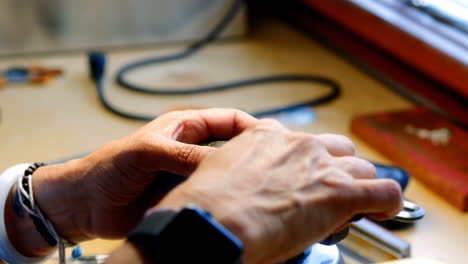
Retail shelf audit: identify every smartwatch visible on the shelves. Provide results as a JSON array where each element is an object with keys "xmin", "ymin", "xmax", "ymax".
[{"xmin": 127, "ymin": 204, "xmax": 243, "ymax": 264}]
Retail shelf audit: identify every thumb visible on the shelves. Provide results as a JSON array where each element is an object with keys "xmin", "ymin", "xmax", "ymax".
[{"xmin": 157, "ymin": 139, "xmax": 217, "ymax": 176}]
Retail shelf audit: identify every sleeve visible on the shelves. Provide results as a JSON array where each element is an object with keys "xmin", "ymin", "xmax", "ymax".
[{"xmin": 0, "ymin": 164, "xmax": 52, "ymax": 264}]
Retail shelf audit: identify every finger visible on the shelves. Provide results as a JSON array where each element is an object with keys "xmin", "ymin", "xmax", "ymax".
[
  {"xmin": 198, "ymin": 108, "xmax": 259, "ymax": 139},
  {"xmin": 129, "ymin": 137, "xmax": 216, "ymax": 176},
  {"xmin": 156, "ymin": 140, "xmax": 216, "ymax": 176},
  {"xmin": 315, "ymin": 134, "xmax": 356, "ymax": 157},
  {"xmin": 163, "ymin": 140, "xmax": 216, "ymax": 176},
  {"xmin": 254, "ymin": 118, "xmax": 289, "ymax": 132},
  {"xmin": 348, "ymin": 179, "xmax": 403, "ymax": 220},
  {"xmin": 330, "ymin": 157, "xmax": 376, "ymax": 179},
  {"xmin": 150, "ymin": 108, "xmax": 259, "ymax": 143},
  {"xmin": 162, "ymin": 105, "xmax": 206, "ymax": 114}
]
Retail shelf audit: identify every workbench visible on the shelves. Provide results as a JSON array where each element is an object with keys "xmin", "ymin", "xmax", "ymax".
[{"xmin": 0, "ymin": 17, "xmax": 466, "ymax": 264}]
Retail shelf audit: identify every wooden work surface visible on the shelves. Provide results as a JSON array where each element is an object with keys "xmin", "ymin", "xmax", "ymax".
[{"xmin": 0, "ymin": 18, "xmax": 466, "ymax": 263}]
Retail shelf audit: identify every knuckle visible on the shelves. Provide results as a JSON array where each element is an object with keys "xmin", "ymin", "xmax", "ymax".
[
  {"xmin": 225, "ymin": 108, "xmax": 246, "ymax": 115},
  {"xmin": 179, "ymin": 118, "xmax": 197, "ymax": 132},
  {"xmin": 249, "ymin": 119, "xmax": 287, "ymax": 136},
  {"xmin": 321, "ymin": 168, "xmax": 352, "ymax": 188},
  {"xmin": 339, "ymin": 135, "xmax": 356, "ymax": 155},
  {"xmin": 299, "ymin": 133, "xmax": 320, "ymax": 146},
  {"xmin": 232, "ymin": 108, "xmax": 256, "ymax": 122},
  {"xmin": 174, "ymin": 144, "xmax": 200, "ymax": 172},
  {"xmin": 320, "ymin": 169, "xmax": 364, "ymax": 211},
  {"xmin": 361, "ymin": 159, "xmax": 377, "ymax": 178},
  {"xmin": 351, "ymin": 158, "xmax": 377, "ymax": 179},
  {"xmin": 162, "ymin": 109, "xmax": 197, "ymax": 122},
  {"xmin": 316, "ymin": 155, "xmax": 333, "ymax": 170},
  {"xmin": 319, "ymin": 133, "xmax": 356, "ymax": 155},
  {"xmin": 257, "ymin": 118, "xmax": 283, "ymax": 129},
  {"xmin": 159, "ymin": 109, "xmax": 183, "ymax": 119},
  {"xmin": 294, "ymin": 133, "xmax": 328, "ymax": 156},
  {"xmin": 332, "ymin": 134, "xmax": 352, "ymax": 143},
  {"xmin": 116, "ymin": 135, "xmax": 160, "ymax": 169},
  {"xmin": 129, "ymin": 134, "xmax": 154, "ymax": 156}
]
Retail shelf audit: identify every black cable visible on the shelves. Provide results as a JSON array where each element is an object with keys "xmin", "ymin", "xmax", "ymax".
[{"xmin": 90, "ymin": 0, "xmax": 341, "ymax": 121}]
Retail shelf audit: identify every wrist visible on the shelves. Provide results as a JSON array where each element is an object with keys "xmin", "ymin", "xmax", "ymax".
[
  {"xmin": 4, "ymin": 184, "xmax": 55, "ymax": 257},
  {"xmin": 128, "ymin": 204, "xmax": 243, "ymax": 264},
  {"xmin": 158, "ymin": 186, "xmax": 255, "ymax": 263},
  {"xmin": 0, "ymin": 164, "xmax": 57, "ymax": 263},
  {"xmin": 31, "ymin": 159, "xmax": 95, "ymax": 243}
]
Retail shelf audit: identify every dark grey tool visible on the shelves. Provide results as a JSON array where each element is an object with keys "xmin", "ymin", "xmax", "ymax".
[{"xmin": 319, "ymin": 227, "xmax": 349, "ymax": 246}]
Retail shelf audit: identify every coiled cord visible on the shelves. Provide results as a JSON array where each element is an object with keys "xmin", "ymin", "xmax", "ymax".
[{"xmin": 89, "ymin": 0, "xmax": 341, "ymax": 121}]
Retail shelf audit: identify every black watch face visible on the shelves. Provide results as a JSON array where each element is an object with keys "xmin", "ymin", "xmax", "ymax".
[{"xmin": 129, "ymin": 207, "xmax": 242, "ymax": 263}]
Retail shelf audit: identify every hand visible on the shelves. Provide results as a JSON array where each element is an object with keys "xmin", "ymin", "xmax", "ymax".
[
  {"xmin": 157, "ymin": 119, "xmax": 403, "ymax": 264},
  {"xmin": 28, "ymin": 108, "xmax": 258, "ymax": 244}
]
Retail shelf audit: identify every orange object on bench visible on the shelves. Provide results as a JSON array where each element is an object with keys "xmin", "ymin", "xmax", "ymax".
[{"xmin": 351, "ymin": 107, "xmax": 468, "ymax": 211}]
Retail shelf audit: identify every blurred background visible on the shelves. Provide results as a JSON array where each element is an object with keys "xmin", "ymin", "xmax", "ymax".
[
  {"xmin": 0, "ymin": 0, "xmax": 466, "ymax": 263},
  {"xmin": 0, "ymin": 0, "xmax": 246, "ymax": 55}
]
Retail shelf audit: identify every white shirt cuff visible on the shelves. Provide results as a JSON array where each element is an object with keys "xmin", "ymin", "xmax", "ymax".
[{"xmin": 0, "ymin": 164, "xmax": 53, "ymax": 264}]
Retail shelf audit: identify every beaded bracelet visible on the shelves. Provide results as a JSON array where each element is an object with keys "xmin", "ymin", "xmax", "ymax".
[
  {"xmin": 20, "ymin": 163, "xmax": 57, "ymax": 246},
  {"xmin": 17, "ymin": 163, "xmax": 77, "ymax": 264}
]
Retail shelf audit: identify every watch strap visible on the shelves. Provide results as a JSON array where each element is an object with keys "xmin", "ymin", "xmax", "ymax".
[{"xmin": 128, "ymin": 205, "xmax": 243, "ymax": 264}]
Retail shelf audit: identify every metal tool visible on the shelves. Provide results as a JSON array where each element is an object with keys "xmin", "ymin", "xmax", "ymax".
[
  {"xmin": 394, "ymin": 200, "xmax": 425, "ymax": 223},
  {"xmin": 339, "ymin": 218, "xmax": 411, "ymax": 263},
  {"xmin": 52, "ymin": 254, "xmax": 109, "ymax": 264},
  {"xmin": 282, "ymin": 244, "xmax": 344, "ymax": 264}
]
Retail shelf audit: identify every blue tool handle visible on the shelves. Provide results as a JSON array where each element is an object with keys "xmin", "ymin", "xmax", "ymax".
[{"xmin": 373, "ymin": 162, "xmax": 410, "ymax": 191}]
